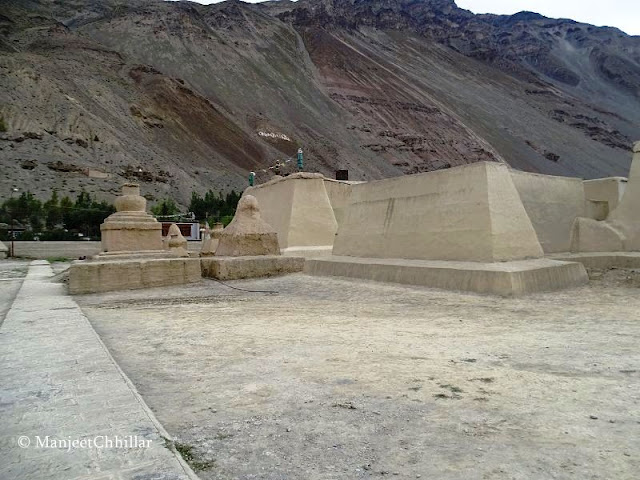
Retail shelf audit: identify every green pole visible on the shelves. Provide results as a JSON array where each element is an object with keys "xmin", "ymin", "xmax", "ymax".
[{"xmin": 297, "ymin": 148, "xmax": 303, "ymax": 171}]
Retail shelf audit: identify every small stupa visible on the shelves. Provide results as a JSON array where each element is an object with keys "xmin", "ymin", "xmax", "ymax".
[
  {"xmin": 100, "ymin": 183, "xmax": 163, "ymax": 254},
  {"xmin": 69, "ymin": 183, "xmax": 202, "ymax": 294},
  {"xmin": 215, "ymin": 195, "xmax": 279, "ymax": 256},
  {"xmin": 200, "ymin": 222, "xmax": 224, "ymax": 256},
  {"xmin": 164, "ymin": 223, "xmax": 189, "ymax": 257},
  {"xmin": 201, "ymin": 195, "xmax": 304, "ymax": 280}
]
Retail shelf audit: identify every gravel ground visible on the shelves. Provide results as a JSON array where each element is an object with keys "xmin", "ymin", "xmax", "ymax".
[{"xmin": 77, "ymin": 270, "xmax": 640, "ymax": 480}]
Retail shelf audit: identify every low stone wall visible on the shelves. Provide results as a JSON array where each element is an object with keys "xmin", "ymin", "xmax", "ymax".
[
  {"xmin": 11, "ymin": 241, "xmax": 102, "ymax": 259},
  {"xmin": 10, "ymin": 241, "xmax": 203, "ymax": 259},
  {"xmin": 305, "ymin": 256, "xmax": 588, "ymax": 297},
  {"xmin": 201, "ymin": 256, "xmax": 305, "ymax": 280},
  {"xmin": 69, "ymin": 258, "xmax": 202, "ymax": 294}
]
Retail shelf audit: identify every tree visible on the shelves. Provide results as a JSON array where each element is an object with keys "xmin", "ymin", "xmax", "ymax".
[
  {"xmin": 0, "ymin": 188, "xmax": 235, "ymax": 240},
  {"xmin": 151, "ymin": 198, "xmax": 180, "ymax": 217},
  {"xmin": 60, "ymin": 196, "xmax": 74, "ymax": 229},
  {"xmin": 1, "ymin": 192, "xmax": 42, "ymax": 227},
  {"xmin": 189, "ymin": 189, "xmax": 240, "ymax": 224},
  {"xmin": 58, "ymin": 191, "xmax": 114, "ymax": 238},
  {"xmin": 43, "ymin": 190, "xmax": 62, "ymax": 229}
]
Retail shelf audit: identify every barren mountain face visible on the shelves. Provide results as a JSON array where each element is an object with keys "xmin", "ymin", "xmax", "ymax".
[{"xmin": 1, "ymin": 0, "xmax": 638, "ymax": 206}]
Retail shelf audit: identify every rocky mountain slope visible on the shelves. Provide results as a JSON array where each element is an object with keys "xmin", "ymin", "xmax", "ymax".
[{"xmin": 1, "ymin": 0, "xmax": 638, "ymax": 206}]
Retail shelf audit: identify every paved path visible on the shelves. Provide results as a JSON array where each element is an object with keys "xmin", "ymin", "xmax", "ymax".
[
  {"xmin": 0, "ymin": 261, "xmax": 197, "ymax": 480},
  {"xmin": 0, "ymin": 260, "xmax": 29, "ymax": 328}
]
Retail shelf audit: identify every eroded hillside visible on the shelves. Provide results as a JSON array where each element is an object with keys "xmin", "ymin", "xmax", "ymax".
[{"xmin": 1, "ymin": 0, "xmax": 638, "ymax": 205}]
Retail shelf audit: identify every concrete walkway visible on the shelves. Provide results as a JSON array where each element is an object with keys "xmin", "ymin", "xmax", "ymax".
[
  {"xmin": 0, "ymin": 260, "xmax": 28, "ymax": 328},
  {"xmin": 0, "ymin": 261, "xmax": 197, "ymax": 480}
]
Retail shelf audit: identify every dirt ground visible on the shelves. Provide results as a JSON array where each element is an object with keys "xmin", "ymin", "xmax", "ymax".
[{"xmin": 77, "ymin": 270, "xmax": 640, "ymax": 480}]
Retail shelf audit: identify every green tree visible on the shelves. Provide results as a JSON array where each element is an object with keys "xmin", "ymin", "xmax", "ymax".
[
  {"xmin": 151, "ymin": 198, "xmax": 180, "ymax": 217},
  {"xmin": 189, "ymin": 189, "xmax": 240, "ymax": 223},
  {"xmin": 188, "ymin": 191, "xmax": 207, "ymax": 220},
  {"xmin": 59, "ymin": 191, "xmax": 114, "ymax": 238},
  {"xmin": 43, "ymin": 190, "xmax": 62, "ymax": 229},
  {"xmin": 60, "ymin": 195, "xmax": 74, "ymax": 229},
  {"xmin": 2, "ymin": 192, "xmax": 42, "ymax": 227}
]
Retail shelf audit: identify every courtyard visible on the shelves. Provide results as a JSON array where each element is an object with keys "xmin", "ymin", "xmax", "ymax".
[
  {"xmin": 1, "ymin": 260, "xmax": 639, "ymax": 479},
  {"xmin": 75, "ymin": 268, "xmax": 640, "ymax": 479}
]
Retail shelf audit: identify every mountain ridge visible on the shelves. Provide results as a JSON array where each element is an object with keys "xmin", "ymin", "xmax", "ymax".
[{"xmin": 0, "ymin": 0, "xmax": 638, "ymax": 206}]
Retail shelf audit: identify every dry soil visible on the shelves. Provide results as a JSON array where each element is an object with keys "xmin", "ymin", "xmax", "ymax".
[{"xmin": 77, "ymin": 270, "xmax": 640, "ymax": 480}]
